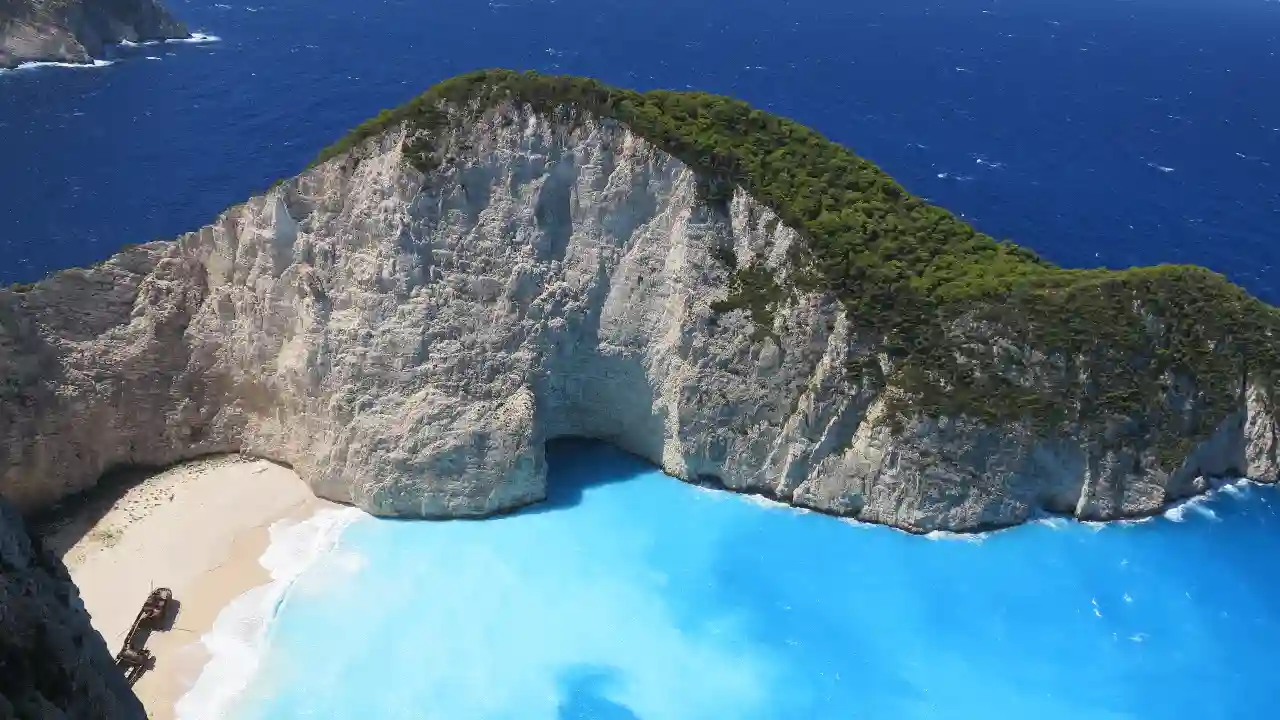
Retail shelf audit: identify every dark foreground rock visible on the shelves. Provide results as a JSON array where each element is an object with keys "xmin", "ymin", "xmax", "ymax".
[{"xmin": 0, "ymin": 498, "xmax": 144, "ymax": 719}]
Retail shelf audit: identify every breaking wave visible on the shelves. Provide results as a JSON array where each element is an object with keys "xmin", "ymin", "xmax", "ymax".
[
  {"xmin": 118, "ymin": 32, "xmax": 222, "ymax": 48},
  {"xmin": 0, "ymin": 59, "xmax": 113, "ymax": 75},
  {"xmin": 173, "ymin": 506, "xmax": 364, "ymax": 720},
  {"xmin": 1162, "ymin": 478, "xmax": 1254, "ymax": 522}
]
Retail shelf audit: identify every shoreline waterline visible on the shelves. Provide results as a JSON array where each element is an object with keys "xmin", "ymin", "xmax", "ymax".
[
  {"xmin": 204, "ymin": 440, "xmax": 1280, "ymax": 718},
  {"xmin": 30, "ymin": 448, "xmax": 1280, "ymax": 717},
  {"xmin": 174, "ymin": 505, "xmax": 365, "ymax": 720},
  {"xmin": 40, "ymin": 455, "xmax": 331, "ymax": 720}
]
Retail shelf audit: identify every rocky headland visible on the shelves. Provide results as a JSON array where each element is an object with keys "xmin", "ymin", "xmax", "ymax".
[
  {"xmin": 0, "ymin": 0, "xmax": 188, "ymax": 69},
  {"xmin": 5, "ymin": 70, "xmax": 1279, "ymax": 712},
  {"xmin": 3, "ymin": 70, "xmax": 1278, "ymax": 536}
]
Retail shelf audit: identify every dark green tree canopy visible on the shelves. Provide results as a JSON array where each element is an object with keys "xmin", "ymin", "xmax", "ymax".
[{"xmin": 316, "ymin": 70, "xmax": 1280, "ymax": 462}]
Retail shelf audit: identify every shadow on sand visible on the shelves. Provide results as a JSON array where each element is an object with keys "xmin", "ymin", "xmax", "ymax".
[{"xmin": 27, "ymin": 464, "xmax": 171, "ymax": 558}]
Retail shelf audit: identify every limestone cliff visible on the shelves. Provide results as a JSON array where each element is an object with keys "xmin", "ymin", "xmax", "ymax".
[
  {"xmin": 0, "ymin": 497, "xmax": 145, "ymax": 718},
  {"xmin": 2, "ymin": 72, "xmax": 1278, "ymax": 534},
  {"xmin": 0, "ymin": 0, "xmax": 187, "ymax": 68}
]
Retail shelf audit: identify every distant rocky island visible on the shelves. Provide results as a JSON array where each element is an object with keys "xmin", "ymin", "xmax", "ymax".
[
  {"xmin": 0, "ymin": 0, "xmax": 187, "ymax": 68},
  {"xmin": 3, "ymin": 68, "xmax": 1280, "ymax": 716}
]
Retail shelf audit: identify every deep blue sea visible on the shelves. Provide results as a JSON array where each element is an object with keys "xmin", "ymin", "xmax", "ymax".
[
  {"xmin": 3, "ymin": 0, "xmax": 1280, "ymax": 717},
  {"xmin": 1, "ymin": 0, "xmax": 1278, "ymax": 292}
]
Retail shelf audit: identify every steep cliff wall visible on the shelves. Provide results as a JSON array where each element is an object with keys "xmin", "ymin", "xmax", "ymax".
[
  {"xmin": 0, "ymin": 498, "xmax": 145, "ymax": 718},
  {"xmin": 0, "ymin": 0, "xmax": 187, "ymax": 68},
  {"xmin": 2, "ymin": 86, "xmax": 1277, "ymax": 533}
]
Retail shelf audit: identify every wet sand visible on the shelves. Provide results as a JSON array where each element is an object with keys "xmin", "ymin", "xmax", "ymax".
[{"xmin": 37, "ymin": 456, "xmax": 332, "ymax": 720}]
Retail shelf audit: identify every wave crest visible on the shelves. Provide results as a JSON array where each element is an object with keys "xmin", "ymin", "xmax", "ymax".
[
  {"xmin": 173, "ymin": 506, "xmax": 364, "ymax": 720},
  {"xmin": 0, "ymin": 59, "xmax": 113, "ymax": 75},
  {"xmin": 118, "ymin": 32, "xmax": 221, "ymax": 48}
]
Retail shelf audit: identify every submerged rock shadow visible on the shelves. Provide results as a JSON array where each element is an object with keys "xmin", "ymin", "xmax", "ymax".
[{"xmin": 556, "ymin": 664, "xmax": 642, "ymax": 720}]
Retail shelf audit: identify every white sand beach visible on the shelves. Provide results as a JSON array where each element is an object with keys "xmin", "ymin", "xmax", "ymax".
[{"xmin": 37, "ymin": 456, "xmax": 333, "ymax": 720}]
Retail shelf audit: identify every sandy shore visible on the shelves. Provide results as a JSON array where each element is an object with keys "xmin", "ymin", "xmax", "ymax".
[{"xmin": 36, "ymin": 455, "xmax": 334, "ymax": 720}]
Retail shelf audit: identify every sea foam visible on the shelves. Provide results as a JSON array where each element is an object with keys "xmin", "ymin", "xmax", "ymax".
[
  {"xmin": 174, "ymin": 506, "xmax": 364, "ymax": 720},
  {"xmin": 118, "ymin": 32, "xmax": 222, "ymax": 48},
  {"xmin": 1162, "ymin": 478, "xmax": 1253, "ymax": 522},
  {"xmin": 0, "ymin": 59, "xmax": 113, "ymax": 75}
]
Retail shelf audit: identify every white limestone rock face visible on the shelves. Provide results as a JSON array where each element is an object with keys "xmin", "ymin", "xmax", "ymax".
[
  {"xmin": 2, "ymin": 106, "xmax": 1277, "ymax": 532},
  {"xmin": 0, "ymin": 498, "xmax": 145, "ymax": 718}
]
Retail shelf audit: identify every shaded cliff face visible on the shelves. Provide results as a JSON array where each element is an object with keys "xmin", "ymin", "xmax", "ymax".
[
  {"xmin": 0, "ymin": 498, "xmax": 145, "ymax": 719},
  {"xmin": 1, "ymin": 104, "xmax": 1278, "ymax": 533},
  {"xmin": 0, "ymin": 0, "xmax": 187, "ymax": 68}
]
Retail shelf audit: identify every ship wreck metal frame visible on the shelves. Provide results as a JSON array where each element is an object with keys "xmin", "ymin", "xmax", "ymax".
[{"xmin": 114, "ymin": 587, "xmax": 175, "ymax": 686}]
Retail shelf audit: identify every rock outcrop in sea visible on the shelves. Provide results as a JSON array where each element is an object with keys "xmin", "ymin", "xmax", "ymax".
[
  {"xmin": 2, "ymin": 71, "xmax": 1278, "ymax": 536},
  {"xmin": 0, "ymin": 0, "xmax": 188, "ymax": 68},
  {"xmin": 0, "ymin": 499, "xmax": 146, "ymax": 718}
]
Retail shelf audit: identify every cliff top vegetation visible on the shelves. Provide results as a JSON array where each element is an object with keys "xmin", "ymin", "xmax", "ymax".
[{"xmin": 321, "ymin": 70, "xmax": 1272, "ymax": 460}]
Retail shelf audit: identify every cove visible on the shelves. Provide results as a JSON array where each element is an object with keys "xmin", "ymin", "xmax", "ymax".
[{"xmin": 202, "ymin": 440, "xmax": 1280, "ymax": 719}]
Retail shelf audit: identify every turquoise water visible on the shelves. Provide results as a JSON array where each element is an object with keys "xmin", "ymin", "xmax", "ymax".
[
  {"xmin": 4, "ymin": 1, "xmax": 1277, "ymax": 716},
  {"xmin": 197, "ymin": 441, "xmax": 1280, "ymax": 719}
]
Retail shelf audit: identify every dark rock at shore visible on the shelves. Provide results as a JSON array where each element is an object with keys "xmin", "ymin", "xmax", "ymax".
[
  {"xmin": 0, "ymin": 0, "xmax": 188, "ymax": 69},
  {"xmin": 0, "ymin": 497, "xmax": 144, "ymax": 718}
]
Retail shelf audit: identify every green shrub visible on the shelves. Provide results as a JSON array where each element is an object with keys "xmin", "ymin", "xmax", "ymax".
[{"xmin": 315, "ymin": 70, "xmax": 1280, "ymax": 461}]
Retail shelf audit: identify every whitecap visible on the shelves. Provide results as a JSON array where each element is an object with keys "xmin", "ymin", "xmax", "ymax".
[
  {"xmin": 171, "ymin": 32, "xmax": 223, "ymax": 44},
  {"xmin": 1147, "ymin": 162, "xmax": 1175, "ymax": 173},
  {"xmin": 1034, "ymin": 516, "xmax": 1070, "ymax": 530},
  {"xmin": 835, "ymin": 516, "xmax": 878, "ymax": 530},
  {"xmin": 0, "ymin": 58, "xmax": 113, "ymax": 74},
  {"xmin": 1222, "ymin": 482, "xmax": 1249, "ymax": 497},
  {"xmin": 120, "ymin": 32, "xmax": 221, "ymax": 48},
  {"xmin": 923, "ymin": 529, "xmax": 988, "ymax": 543},
  {"xmin": 1159, "ymin": 479, "xmax": 1259, "ymax": 522},
  {"xmin": 1192, "ymin": 504, "xmax": 1219, "ymax": 520},
  {"xmin": 1164, "ymin": 495, "xmax": 1220, "ymax": 522},
  {"xmin": 1114, "ymin": 515, "xmax": 1158, "ymax": 527},
  {"xmin": 739, "ymin": 492, "xmax": 812, "ymax": 514},
  {"xmin": 174, "ymin": 506, "xmax": 365, "ymax": 720},
  {"xmin": 1105, "ymin": 516, "xmax": 1158, "ymax": 530}
]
